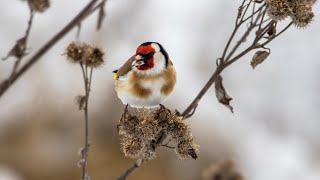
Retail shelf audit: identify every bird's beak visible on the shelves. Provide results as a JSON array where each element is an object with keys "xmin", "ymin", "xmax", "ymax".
[{"xmin": 112, "ymin": 70, "xmax": 118, "ymax": 80}]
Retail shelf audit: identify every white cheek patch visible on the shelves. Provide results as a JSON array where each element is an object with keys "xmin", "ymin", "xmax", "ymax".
[
  {"xmin": 151, "ymin": 43, "xmax": 160, "ymax": 52},
  {"xmin": 152, "ymin": 52, "xmax": 166, "ymax": 71}
]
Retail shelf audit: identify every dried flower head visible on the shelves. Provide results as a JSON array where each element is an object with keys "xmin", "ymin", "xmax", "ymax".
[
  {"xmin": 175, "ymin": 139, "xmax": 199, "ymax": 160},
  {"xmin": 64, "ymin": 42, "xmax": 84, "ymax": 63},
  {"xmin": 265, "ymin": 0, "xmax": 291, "ymax": 21},
  {"xmin": 265, "ymin": 0, "xmax": 314, "ymax": 28},
  {"xmin": 118, "ymin": 106, "xmax": 199, "ymax": 161},
  {"xmin": 202, "ymin": 160, "xmax": 244, "ymax": 180},
  {"xmin": 121, "ymin": 137, "xmax": 143, "ymax": 159},
  {"xmin": 64, "ymin": 42, "xmax": 104, "ymax": 68},
  {"xmin": 289, "ymin": 0, "xmax": 314, "ymax": 28},
  {"xmin": 27, "ymin": 0, "xmax": 50, "ymax": 13},
  {"xmin": 84, "ymin": 46, "xmax": 105, "ymax": 68}
]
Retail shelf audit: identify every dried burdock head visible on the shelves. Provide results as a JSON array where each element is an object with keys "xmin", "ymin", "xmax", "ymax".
[
  {"xmin": 64, "ymin": 42, "xmax": 105, "ymax": 68},
  {"xmin": 265, "ymin": 0, "xmax": 291, "ymax": 21},
  {"xmin": 118, "ymin": 106, "xmax": 199, "ymax": 161},
  {"xmin": 27, "ymin": 0, "xmax": 50, "ymax": 13},
  {"xmin": 288, "ymin": 0, "xmax": 314, "ymax": 28},
  {"xmin": 64, "ymin": 42, "xmax": 84, "ymax": 63},
  {"xmin": 121, "ymin": 137, "xmax": 143, "ymax": 159},
  {"xmin": 83, "ymin": 46, "xmax": 105, "ymax": 68},
  {"xmin": 175, "ymin": 139, "xmax": 199, "ymax": 160},
  {"xmin": 265, "ymin": 0, "xmax": 315, "ymax": 28},
  {"xmin": 202, "ymin": 160, "xmax": 244, "ymax": 180}
]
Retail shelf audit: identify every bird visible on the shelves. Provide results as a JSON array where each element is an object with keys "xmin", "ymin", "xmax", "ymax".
[{"xmin": 113, "ymin": 42, "xmax": 176, "ymax": 108}]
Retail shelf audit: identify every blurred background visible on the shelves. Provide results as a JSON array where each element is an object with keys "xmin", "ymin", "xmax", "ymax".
[{"xmin": 0, "ymin": 0, "xmax": 319, "ymax": 180}]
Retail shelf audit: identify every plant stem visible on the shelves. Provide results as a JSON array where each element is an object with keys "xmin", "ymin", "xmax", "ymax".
[{"xmin": 0, "ymin": 0, "xmax": 100, "ymax": 98}]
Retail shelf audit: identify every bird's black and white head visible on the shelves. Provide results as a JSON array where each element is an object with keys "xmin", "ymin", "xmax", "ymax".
[{"xmin": 132, "ymin": 42, "xmax": 169, "ymax": 75}]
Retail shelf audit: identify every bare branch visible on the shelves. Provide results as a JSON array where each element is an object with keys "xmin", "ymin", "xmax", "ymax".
[
  {"xmin": 0, "ymin": 0, "xmax": 102, "ymax": 98},
  {"xmin": 117, "ymin": 158, "xmax": 144, "ymax": 180},
  {"xmin": 180, "ymin": 0, "xmax": 293, "ymax": 120}
]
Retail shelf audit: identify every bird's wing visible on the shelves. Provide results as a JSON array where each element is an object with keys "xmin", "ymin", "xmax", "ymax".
[{"xmin": 113, "ymin": 55, "xmax": 135, "ymax": 80}]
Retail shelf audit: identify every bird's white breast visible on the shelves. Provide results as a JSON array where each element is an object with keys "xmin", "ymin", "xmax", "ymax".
[{"xmin": 115, "ymin": 76, "xmax": 168, "ymax": 108}]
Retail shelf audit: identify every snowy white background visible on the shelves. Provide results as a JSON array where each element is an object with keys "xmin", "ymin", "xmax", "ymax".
[{"xmin": 0, "ymin": 0, "xmax": 319, "ymax": 180}]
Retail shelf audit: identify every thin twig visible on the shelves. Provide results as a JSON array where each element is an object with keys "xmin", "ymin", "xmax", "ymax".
[
  {"xmin": 259, "ymin": 22, "xmax": 293, "ymax": 47},
  {"xmin": 225, "ymin": 8, "xmax": 263, "ymax": 61},
  {"xmin": 10, "ymin": 9, "xmax": 34, "ymax": 76},
  {"xmin": 117, "ymin": 159, "xmax": 144, "ymax": 180},
  {"xmin": 79, "ymin": 62, "xmax": 92, "ymax": 180},
  {"xmin": 0, "ymin": 0, "xmax": 101, "ymax": 98},
  {"xmin": 180, "ymin": 1, "xmax": 292, "ymax": 119}
]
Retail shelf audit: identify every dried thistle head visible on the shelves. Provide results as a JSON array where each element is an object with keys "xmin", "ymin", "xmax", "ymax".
[
  {"xmin": 27, "ymin": 0, "xmax": 50, "ymax": 13},
  {"xmin": 64, "ymin": 42, "xmax": 105, "ymax": 68},
  {"xmin": 121, "ymin": 137, "xmax": 143, "ymax": 159},
  {"xmin": 64, "ymin": 42, "xmax": 84, "ymax": 63},
  {"xmin": 175, "ymin": 138, "xmax": 199, "ymax": 160},
  {"xmin": 288, "ymin": 0, "xmax": 314, "ymax": 28},
  {"xmin": 202, "ymin": 160, "xmax": 244, "ymax": 180},
  {"xmin": 84, "ymin": 46, "xmax": 105, "ymax": 68},
  {"xmin": 265, "ymin": 0, "xmax": 315, "ymax": 28},
  {"xmin": 265, "ymin": 0, "xmax": 291, "ymax": 21},
  {"xmin": 118, "ymin": 106, "xmax": 199, "ymax": 161}
]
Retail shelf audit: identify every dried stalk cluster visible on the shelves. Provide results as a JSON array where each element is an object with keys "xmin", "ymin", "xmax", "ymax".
[
  {"xmin": 64, "ymin": 42, "xmax": 104, "ymax": 68},
  {"xmin": 118, "ymin": 106, "xmax": 199, "ymax": 161},
  {"xmin": 64, "ymin": 41, "xmax": 104, "ymax": 180},
  {"xmin": 265, "ymin": 0, "xmax": 314, "ymax": 27}
]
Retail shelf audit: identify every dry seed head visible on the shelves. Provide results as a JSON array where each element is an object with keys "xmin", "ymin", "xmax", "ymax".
[
  {"xmin": 27, "ymin": 0, "xmax": 50, "ymax": 13},
  {"xmin": 84, "ymin": 46, "xmax": 105, "ymax": 68},
  {"xmin": 64, "ymin": 42, "xmax": 105, "ymax": 68},
  {"xmin": 289, "ymin": 0, "xmax": 314, "ymax": 28},
  {"xmin": 64, "ymin": 42, "xmax": 84, "ymax": 63},
  {"xmin": 118, "ymin": 106, "xmax": 199, "ymax": 161},
  {"xmin": 175, "ymin": 138, "xmax": 199, "ymax": 160},
  {"xmin": 265, "ymin": 0, "xmax": 291, "ymax": 21},
  {"xmin": 121, "ymin": 137, "xmax": 143, "ymax": 159},
  {"xmin": 142, "ymin": 142, "xmax": 157, "ymax": 160}
]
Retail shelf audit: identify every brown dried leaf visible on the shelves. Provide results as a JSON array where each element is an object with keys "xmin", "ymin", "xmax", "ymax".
[
  {"xmin": 76, "ymin": 95, "xmax": 87, "ymax": 110},
  {"xmin": 215, "ymin": 75, "xmax": 233, "ymax": 113},
  {"xmin": 267, "ymin": 23, "xmax": 277, "ymax": 36},
  {"xmin": 251, "ymin": 50, "xmax": 270, "ymax": 69}
]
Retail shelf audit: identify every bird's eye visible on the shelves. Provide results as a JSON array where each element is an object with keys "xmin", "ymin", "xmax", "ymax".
[{"xmin": 145, "ymin": 52, "xmax": 155, "ymax": 59}]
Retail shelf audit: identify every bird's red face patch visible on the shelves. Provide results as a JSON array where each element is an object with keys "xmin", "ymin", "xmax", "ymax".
[
  {"xmin": 136, "ymin": 45, "xmax": 155, "ymax": 55},
  {"xmin": 136, "ymin": 45, "xmax": 155, "ymax": 71}
]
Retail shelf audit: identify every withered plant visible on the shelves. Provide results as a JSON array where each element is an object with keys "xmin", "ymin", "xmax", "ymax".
[
  {"xmin": 116, "ymin": 0, "xmax": 316, "ymax": 179},
  {"xmin": 0, "ymin": 0, "xmax": 107, "ymax": 97},
  {"xmin": 64, "ymin": 42, "xmax": 104, "ymax": 180},
  {"xmin": 0, "ymin": 0, "xmax": 317, "ymax": 180},
  {"xmin": 1, "ymin": 1, "xmax": 107, "ymax": 179}
]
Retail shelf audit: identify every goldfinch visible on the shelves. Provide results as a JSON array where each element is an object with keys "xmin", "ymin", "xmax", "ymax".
[{"xmin": 113, "ymin": 42, "xmax": 176, "ymax": 108}]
